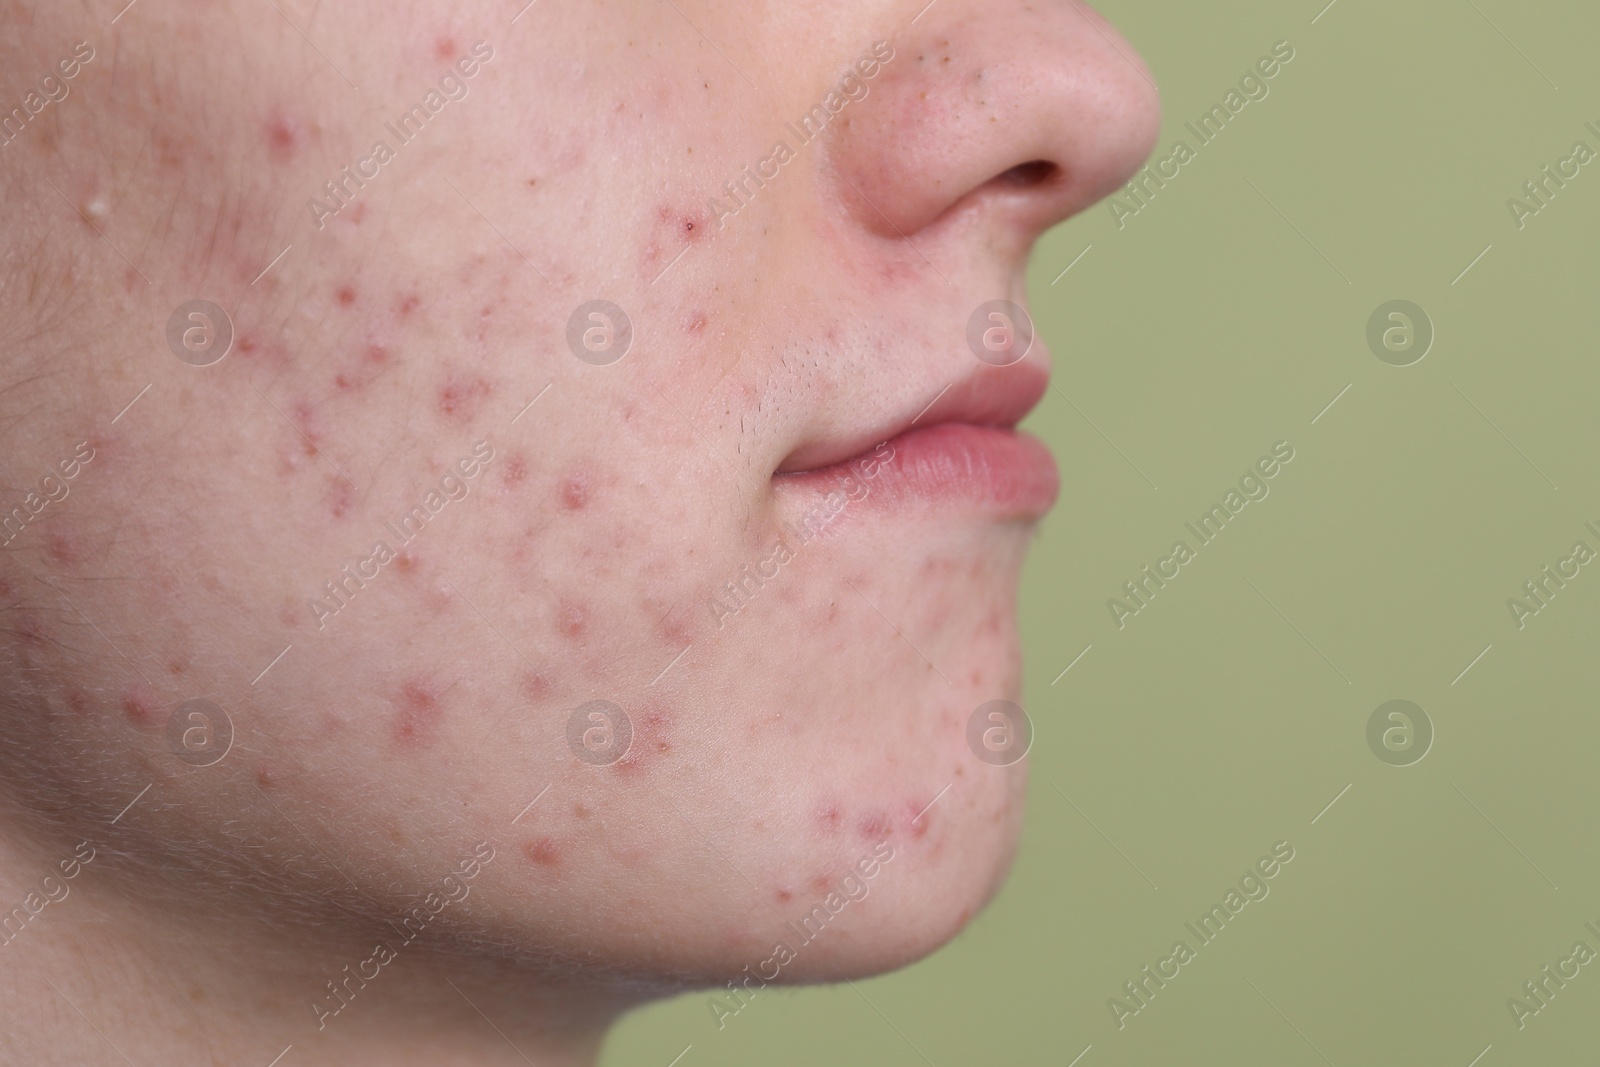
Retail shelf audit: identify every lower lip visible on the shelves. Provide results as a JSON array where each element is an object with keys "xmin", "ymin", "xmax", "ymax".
[{"xmin": 775, "ymin": 423, "xmax": 1060, "ymax": 519}]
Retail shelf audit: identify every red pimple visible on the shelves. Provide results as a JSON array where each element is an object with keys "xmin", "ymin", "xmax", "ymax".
[
  {"xmin": 44, "ymin": 530, "xmax": 82, "ymax": 567},
  {"xmin": 775, "ymin": 888, "xmax": 794, "ymax": 904},
  {"xmin": 266, "ymin": 116, "xmax": 301, "ymax": 162},
  {"xmin": 502, "ymin": 454, "xmax": 528, "ymax": 489},
  {"xmin": 394, "ymin": 552, "xmax": 418, "ymax": 575},
  {"xmin": 558, "ymin": 601, "xmax": 586, "ymax": 638},
  {"xmin": 121, "ymin": 690, "xmax": 157, "ymax": 727},
  {"xmin": 858, "ymin": 813, "xmax": 893, "ymax": 841},
  {"xmin": 437, "ymin": 376, "xmax": 492, "ymax": 421},
  {"xmin": 396, "ymin": 294, "xmax": 421, "ymax": 317},
  {"xmin": 393, "ymin": 681, "xmax": 444, "ymax": 745},
  {"xmin": 519, "ymin": 670, "xmax": 552, "ymax": 699},
  {"xmin": 335, "ymin": 286, "xmax": 357, "ymax": 307},
  {"xmin": 810, "ymin": 874, "xmax": 833, "ymax": 894},
  {"xmin": 365, "ymin": 343, "xmax": 389, "ymax": 365},
  {"xmin": 326, "ymin": 478, "xmax": 355, "ymax": 519},
  {"xmin": 434, "ymin": 37, "xmax": 458, "ymax": 61},
  {"xmin": 817, "ymin": 805, "xmax": 843, "ymax": 832},
  {"xmin": 559, "ymin": 472, "xmax": 590, "ymax": 510},
  {"xmin": 256, "ymin": 767, "xmax": 277, "ymax": 790},
  {"xmin": 684, "ymin": 311, "xmax": 708, "ymax": 333},
  {"xmin": 523, "ymin": 838, "xmax": 561, "ymax": 867}
]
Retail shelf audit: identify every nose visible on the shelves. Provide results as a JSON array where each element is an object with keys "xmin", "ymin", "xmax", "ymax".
[{"xmin": 827, "ymin": 1, "xmax": 1161, "ymax": 250}]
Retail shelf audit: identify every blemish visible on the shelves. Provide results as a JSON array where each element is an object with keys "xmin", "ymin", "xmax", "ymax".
[
  {"xmin": 65, "ymin": 687, "xmax": 92, "ymax": 716},
  {"xmin": 523, "ymin": 838, "xmax": 561, "ymax": 867},
  {"xmin": 572, "ymin": 802, "xmax": 591, "ymax": 820},
  {"xmin": 396, "ymin": 294, "xmax": 421, "ymax": 317},
  {"xmin": 393, "ymin": 681, "xmax": 444, "ymax": 745},
  {"xmin": 775, "ymin": 888, "xmax": 794, "ymax": 904},
  {"xmin": 326, "ymin": 478, "xmax": 356, "ymax": 519},
  {"xmin": 559, "ymin": 472, "xmax": 590, "ymax": 510},
  {"xmin": 121, "ymin": 690, "xmax": 157, "ymax": 727},
  {"xmin": 502, "ymin": 454, "xmax": 528, "ymax": 489},
  {"xmin": 437, "ymin": 375, "xmax": 492, "ymax": 421},
  {"xmin": 365, "ymin": 343, "xmax": 389, "ymax": 365},
  {"xmin": 809, "ymin": 874, "xmax": 832, "ymax": 895},
  {"xmin": 434, "ymin": 37, "xmax": 459, "ymax": 61},
  {"xmin": 816, "ymin": 805, "xmax": 843, "ymax": 832},
  {"xmin": 858, "ymin": 813, "xmax": 893, "ymax": 841},
  {"xmin": 44, "ymin": 530, "xmax": 82, "ymax": 567},
  {"xmin": 394, "ymin": 552, "xmax": 418, "ymax": 575},
  {"xmin": 519, "ymin": 670, "xmax": 552, "ymax": 698},
  {"xmin": 266, "ymin": 115, "xmax": 302, "ymax": 162},
  {"xmin": 558, "ymin": 601, "xmax": 587, "ymax": 638},
  {"xmin": 256, "ymin": 767, "xmax": 277, "ymax": 790},
  {"xmin": 684, "ymin": 311, "xmax": 708, "ymax": 334},
  {"xmin": 335, "ymin": 286, "xmax": 357, "ymax": 307}
]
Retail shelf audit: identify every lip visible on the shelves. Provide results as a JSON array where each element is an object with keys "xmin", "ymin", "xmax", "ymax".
[{"xmin": 772, "ymin": 364, "xmax": 1060, "ymax": 520}]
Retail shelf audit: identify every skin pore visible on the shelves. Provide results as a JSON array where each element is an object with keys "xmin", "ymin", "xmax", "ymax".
[{"xmin": 0, "ymin": 1, "xmax": 1157, "ymax": 1063}]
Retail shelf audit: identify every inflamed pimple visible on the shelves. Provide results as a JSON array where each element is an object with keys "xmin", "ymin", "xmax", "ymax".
[
  {"xmin": 558, "ymin": 472, "xmax": 590, "ymax": 510},
  {"xmin": 522, "ymin": 838, "xmax": 561, "ymax": 868},
  {"xmin": 501, "ymin": 454, "xmax": 529, "ymax": 489},
  {"xmin": 857, "ymin": 813, "xmax": 893, "ymax": 841},
  {"xmin": 436, "ymin": 375, "xmax": 493, "ymax": 421},
  {"xmin": 120, "ymin": 689, "xmax": 158, "ymax": 728},
  {"xmin": 392, "ymin": 680, "xmax": 446, "ymax": 746}
]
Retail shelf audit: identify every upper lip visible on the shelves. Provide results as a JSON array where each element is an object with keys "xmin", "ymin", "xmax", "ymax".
[{"xmin": 774, "ymin": 357, "xmax": 1051, "ymax": 475}]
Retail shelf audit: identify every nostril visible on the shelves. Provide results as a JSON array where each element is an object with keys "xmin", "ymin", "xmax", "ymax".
[{"xmin": 994, "ymin": 160, "xmax": 1057, "ymax": 189}]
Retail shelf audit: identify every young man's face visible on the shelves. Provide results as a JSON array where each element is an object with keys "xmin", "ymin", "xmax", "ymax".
[{"xmin": 0, "ymin": 0, "xmax": 1156, "ymax": 1004}]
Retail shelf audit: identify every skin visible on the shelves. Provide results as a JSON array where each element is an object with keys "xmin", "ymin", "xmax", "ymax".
[{"xmin": 0, "ymin": 0, "xmax": 1157, "ymax": 1063}]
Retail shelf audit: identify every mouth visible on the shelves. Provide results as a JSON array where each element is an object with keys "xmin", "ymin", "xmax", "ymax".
[{"xmin": 772, "ymin": 360, "xmax": 1060, "ymax": 520}]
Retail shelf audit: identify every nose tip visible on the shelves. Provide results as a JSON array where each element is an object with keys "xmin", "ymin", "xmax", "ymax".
[{"xmin": 827, "ymin": 2, "xmax": 1161, "ymax": 244}]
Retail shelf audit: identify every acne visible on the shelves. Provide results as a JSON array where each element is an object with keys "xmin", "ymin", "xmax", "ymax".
[
  {"xmin": 434, "ymin": 37, "xmax": 459, "ymax": 61},
  {"xmin": 255, "ymin": 767, "xmax": 277, "ymax": 790},
  {"xmin": 905, "ymin": 800, "xmax": 932, "ymax": 840},
  {"xmin": 684, "ymin": 311, "xmax": 708, "ymax": 334},
  {"xmin": 64, "ymin": 687, "xmax": 92, "ymax": 716},
  {"xmin": 437, "ymin": 375, "xmax": 493, "ymax": 421},
  {"xmin": 522, "ymin": 838, "xmax": 561, "ymax": 868},
  {"xmin": 502, "ymin": 454, "xmax": 529, "ymax": 490},
  {"xmin": 44, "ymin": 529, "xmax": 83, "ymax": 568},
  {"xmin": 392, "ymin": 680, "xmax": 445, "ymax": 746},
  {"xmin": 120, "ymin": 688, "xmax": 158, "ymax": 728},
  {"xmin": 335, "ymin": 286, "xmax": 357, "ymax": 308},
  {"xmin": 559, "ymin": 472, "xmax": 590, "ymax": 510},
  {"xmin": 395, "ymin": 294, "xmax": 421, "ymax": 317},
  {"xmin": 519, "ymin": 670, "xmax": 552, "ymax": 699},
  {"xmin": 557, "ymin": 601, "xmax": 587, "ymax": 639},
  {"xmin": 809, "ymin": 874, "xmax": 833, "ymax": 895},
  {"xmin": 816, "ymin": 805, "xmax": 843, "ymax": 833},
  {"xmin": 394, "ymin": 552, "xmax": 419, "ymax": 576},
  {"xmin": 615, "ymin": 705, "xmax": 673, "ymax": 772},
  {"xmin": 572, "ymin": 802, "xmax": 590, "ymax": 820},
  {"xmin": 265, "ymin": 115, "xmax": 303, "ymax": 162},
  {"xmin": 775, "ymin": 888, "xmax": 794, "ymax": 904},
  {"xmin": 857, "ymin": 812, "xmax": 893, "ymax": 842}
]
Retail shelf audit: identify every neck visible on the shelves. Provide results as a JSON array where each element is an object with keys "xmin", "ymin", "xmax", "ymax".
[{"xmin": 0, "ymin": 828, "xmax": 632, "ymax": 1066}]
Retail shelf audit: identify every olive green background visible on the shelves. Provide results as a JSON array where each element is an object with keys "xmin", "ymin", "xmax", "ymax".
[{"xmin": 606, "ymin": 1, "xmax": 1600, "ymax": 1063}]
